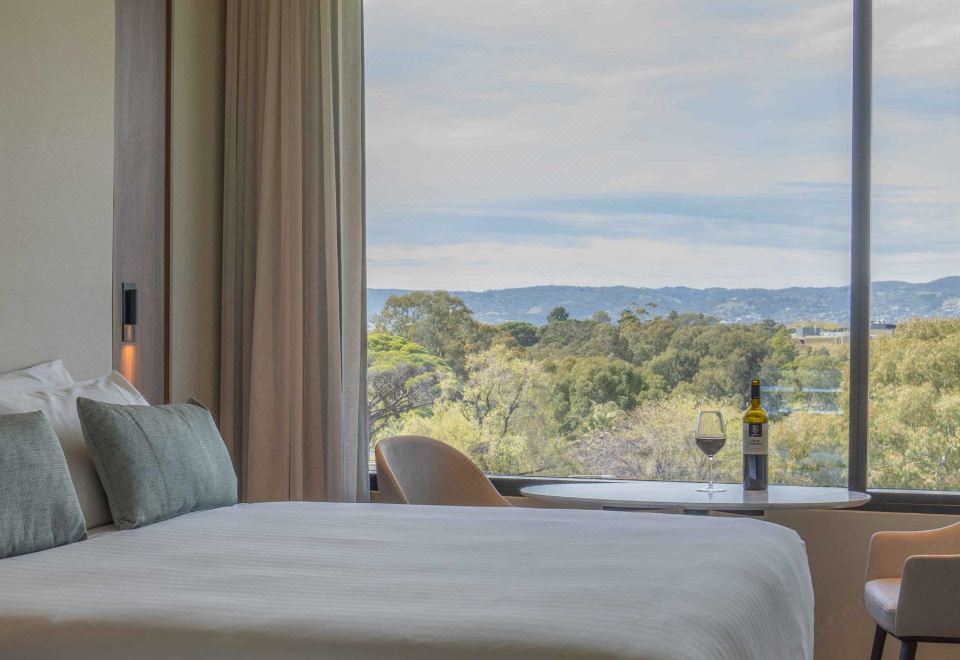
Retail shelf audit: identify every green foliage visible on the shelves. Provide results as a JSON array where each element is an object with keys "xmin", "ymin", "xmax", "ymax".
[
  {"xmin": 368, "ymin": 332, "xmax": 446, "ymax": 364},
  {"xmin": 367, "ymin": 332, "xmax": 451, "ymax": 439},
  {"xmin": 771, "ymin": 412, "xmax": 846, "ymax": 486},
  {"xmin": 533, "ymin": 317, "xmax": 629, "ymax": 361},
  {"xmin": 370, "ymin": 296, "xmax": 959, "ymax": 491},
  {"xmin": 374, "ymin": 290, "xmax": 494, "ymax": 375},
  {"xmin": 460, "ymin": 345, "xmax": 541, "ymax": 438},
  {"xmin": 867, "ymin": 319, "xmax": 960, "ymax": 490},
  {"xmin": 576, "ymin": 393, "xmax": 742, "ymax": 481},
  {"xmin": 638, "ymin": 319, "xmax": 796, "ymax": 407},
  {"xmin": 396, "ymin": 345, "xmax": 572, "ymax": 475},
  {"xmin": 535, "ymin": 317, "xmax": 594, "ymax": 351},
  {"xmin": 498, "ymin": 321, "xmax": 539, "ymax": 347},
  {"xmin": 781, "ymin": 348, "xmax": 846, "ymax": 413},
  {"xmin": 549, "ymin": 356, "xmax": 649, "ymax": 434},
  {"xmin": 620, "ymin": 315, "xmax": 679, "ymax": 363},
  {"xmin": 547, "ymin": 306, "xmax": 570, "ymax": 322}
]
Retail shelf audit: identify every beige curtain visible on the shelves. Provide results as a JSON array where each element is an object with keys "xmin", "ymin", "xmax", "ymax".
[{"xmin": 220, "ymin": 0, "xmax": 368, "ymax": 503}]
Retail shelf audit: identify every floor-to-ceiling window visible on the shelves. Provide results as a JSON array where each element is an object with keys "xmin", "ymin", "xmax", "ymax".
[{"xmin": 364, "ymin": 0, "xmax": 855, "ymax": 486}]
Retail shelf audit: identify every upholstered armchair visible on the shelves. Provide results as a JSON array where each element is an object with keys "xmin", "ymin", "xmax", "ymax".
[
  {"xmin": 865, "ymin": 522, "xmax": 960, "ymax": 660},
  {"xmin": 375, "ymin": 435, "xmax": 511, "ymax": 507}
]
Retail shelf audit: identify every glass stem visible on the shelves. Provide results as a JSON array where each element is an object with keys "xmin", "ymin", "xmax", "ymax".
[{"xmin": 708, "ymin": 456, "xmax": 714, "ymax": 489}]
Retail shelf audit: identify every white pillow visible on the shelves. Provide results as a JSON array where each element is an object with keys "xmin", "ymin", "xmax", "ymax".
[
  {"xmin": 0, "ymin": 372, "xmax": 148, "ymax": 529},
  {"xmin": 0, "ymin": 359, "xmax": 74, "ymax": 392}
]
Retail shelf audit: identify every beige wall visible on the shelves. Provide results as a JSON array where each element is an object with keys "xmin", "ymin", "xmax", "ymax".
[
  {"xmin": 0, "ymin": 0, "xmax": 115, "ymax": 380},
  {"xmin": 169, "ymin": 0, "xmax": 226, "ymax": 409}
]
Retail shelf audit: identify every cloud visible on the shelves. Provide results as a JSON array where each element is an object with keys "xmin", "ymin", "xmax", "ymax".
[
  {"xmin": 369, "ymin": 187, "xmax": 852, "ymax": 252},
  {"xmin": 368, "ymin": 236, "xmax": 851, "ymax": 291},
  {"xmin": 873, "ymin": 0, "xmax": 960, "ymax": 79},
  {"xmin": 365, "ymin": 0, "xmax": 855, "ymax": 204},
  {"xmin": 364, "ymin": 0, "xmax": 960, "ymax": 290}
]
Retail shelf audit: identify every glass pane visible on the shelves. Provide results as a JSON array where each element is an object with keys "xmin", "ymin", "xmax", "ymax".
[
  {"xmin": 869, "ymin": 0, "xmax": 960, "ymax": 491},
  {"xmin": 365, "ymin": 0, "xmax": 851, "ymax": 485}
]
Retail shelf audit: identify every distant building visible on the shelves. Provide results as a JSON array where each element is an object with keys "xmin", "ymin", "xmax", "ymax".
[
  {"xmin": 793, "ymin": 325, "xmax": 850, "ymax": 346},
  {"xmin": 794, "ymin": 326, "xmax": 821, "ymax": 338},
  {"xmin": 870, "ymin": 321, "xmax": 896, "ymax": 337},
  {"xmin": 792, "ymin": 322, "xmax": 894, "ymax": 345}
]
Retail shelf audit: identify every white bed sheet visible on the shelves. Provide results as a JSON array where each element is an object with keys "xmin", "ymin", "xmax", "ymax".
[{"xmin": 0, "ymin": 502, "xmax": 813, "ymax": 659}]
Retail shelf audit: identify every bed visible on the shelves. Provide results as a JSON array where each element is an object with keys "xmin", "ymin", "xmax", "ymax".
[{"xmin": 0, "ymin": 501, "xmax": 813, "ymax": 660}]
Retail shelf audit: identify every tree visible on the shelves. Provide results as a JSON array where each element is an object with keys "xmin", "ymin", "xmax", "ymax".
[
  {"xmin": 575, "ymin": 394, "xmax": 741, "ymax": 481},
  {"xmin": 770, "ymin": 411, "xmax": 845, "ymax": 486},
  {"xmin": 394, "ymin": 345, "xmax": 566, "ymax": 475},
  {"xmin": 580, "ymin": 322, "xmax": 631, "ymax": 360},
  {"xmin": 367, "ymin": 333, "xmax": 450, "ymax": 439},
  {"xmin": 499, "ymin": 321, "xmax": 539, "ymax": 347},
  {"xmin": 369, "ymin": 295, "xmax": 960, "ymax": 490},
  {"xmin": 782, "ymin": 350, "xmax": 845, "ymax": 413},
  {"xmin": 619, "ymin": 314, "xmax": 679, "ymax": 364},
  {"xmin": 547, "ymin": 306, "xmax": 569, "ymax": 323},
  {"xmin": 867, "ymin": 319, "xmax": 960, "ymax": 490},
  {"xmin": 591, "ymin": 310, "xmax": 612, "ymax": 324},
  {"xmin": 550, "ymin": 356, "xmax": 649, "ymax": 434},
  {"xmin": 633, "ymin": 316, "xmax": 794, "ymax": 404},
  {"xmin": 648, "ymin": 348, "xmax": 701, "ymax": 390},
  {"xmin": 374, "ymin": 290, "xmax": 493, "ymax": 374},
  {"xmin": 460, "ymin": 345, "xmax": 540, "ymax": 438}
]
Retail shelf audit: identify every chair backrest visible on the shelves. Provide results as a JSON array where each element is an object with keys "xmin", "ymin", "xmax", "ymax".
[{"xmin": 375, "ymin": 435, "xmax": 510, "ymax": 507}]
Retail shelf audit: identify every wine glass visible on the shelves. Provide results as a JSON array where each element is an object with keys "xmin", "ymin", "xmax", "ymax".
[{"xmin": 695, "ymin": 410, "xmax": 726, "ymax": 493}]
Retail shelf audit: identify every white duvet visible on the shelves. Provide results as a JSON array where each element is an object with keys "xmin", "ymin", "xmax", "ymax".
[{"xmin": 0, "ymin": 503, "xmax": 813, "ymax": 660}]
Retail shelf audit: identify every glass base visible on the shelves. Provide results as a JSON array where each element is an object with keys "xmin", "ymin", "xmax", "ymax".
[{"xmin": 696, "ymin": 484, "xmax": 726, "ymax": 493}]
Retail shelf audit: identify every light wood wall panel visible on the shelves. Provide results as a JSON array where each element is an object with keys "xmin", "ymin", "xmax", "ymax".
[{"xmin": 113, "ymin": 0, "xmax": 170, "ymax": 403}]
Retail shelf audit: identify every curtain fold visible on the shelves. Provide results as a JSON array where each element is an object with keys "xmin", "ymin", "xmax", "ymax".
[{"xmin": 221, "ymin": 0, "xmax": 368, "ymax": 503}]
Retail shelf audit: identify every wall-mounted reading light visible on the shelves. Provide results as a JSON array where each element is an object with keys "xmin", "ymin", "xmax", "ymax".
[{"xmin": 122, "ymin": 282, "xmax": 138, "ymax": 343}]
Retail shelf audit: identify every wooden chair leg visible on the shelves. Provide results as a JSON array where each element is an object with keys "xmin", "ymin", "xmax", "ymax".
[
  {"xmin": 899, "ymin": 640, "xmax": 917, "ymax": 660},
  {"xmin": 870, "ymin": 625, "xmax": 887, "ymax": 660}
]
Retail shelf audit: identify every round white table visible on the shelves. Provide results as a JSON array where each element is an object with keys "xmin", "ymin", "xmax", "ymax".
[{"xmin": 521, "ymin": 481, "xmax": 870, "ymax": 515}]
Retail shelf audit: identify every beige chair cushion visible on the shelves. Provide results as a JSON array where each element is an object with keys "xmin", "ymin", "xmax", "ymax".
[{"xmin": 865, "ymin": 578, "xmax": 899, "ymax": 633}]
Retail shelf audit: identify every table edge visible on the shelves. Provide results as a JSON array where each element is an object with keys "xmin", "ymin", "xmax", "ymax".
[{"xmin": 519, "ymin": 485, "xmax": 872, "ymax": 511}]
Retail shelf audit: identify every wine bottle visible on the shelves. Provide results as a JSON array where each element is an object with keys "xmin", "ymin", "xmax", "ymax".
[{"xmin": 742, "ymin": 378, "xmax": 768, "ymax": 490}]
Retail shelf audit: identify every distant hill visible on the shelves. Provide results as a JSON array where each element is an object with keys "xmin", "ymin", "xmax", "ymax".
[{"xmin": 367, "ymin": 277, "xmax": 960, "ymax": 326}]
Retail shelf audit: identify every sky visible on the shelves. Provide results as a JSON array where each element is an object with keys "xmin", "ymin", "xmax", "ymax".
[{"xmin": 364, "ymin": 0, "xmax": 960, "ymax": 291}]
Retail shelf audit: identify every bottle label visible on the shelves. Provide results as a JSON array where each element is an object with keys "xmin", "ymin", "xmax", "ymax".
[{"xmin": 742, "ymin": 422, "xmax": 768, "ymax": 455}]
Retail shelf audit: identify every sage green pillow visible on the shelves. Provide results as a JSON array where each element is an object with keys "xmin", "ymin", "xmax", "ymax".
[
  {"xmin": 0, "ymin": 411, "xmax": 86, "ymax": 557},
  {"xmin": 76, "ymin": 398, "xmax": 237, "ymax": 529}
]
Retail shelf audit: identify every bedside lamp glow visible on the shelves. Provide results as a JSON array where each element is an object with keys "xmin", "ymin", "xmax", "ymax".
[{"xmin": 122, "ymin": 283, "xmax": 138, "ymax": 343}]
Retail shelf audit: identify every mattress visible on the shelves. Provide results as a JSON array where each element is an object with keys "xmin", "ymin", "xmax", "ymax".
[{"xmin": 0, "ymin": 502, "xmax": 813, "ymax": 659}]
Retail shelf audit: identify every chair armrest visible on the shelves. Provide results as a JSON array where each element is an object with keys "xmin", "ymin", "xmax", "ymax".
[
  {"xmin": 895, "ymin": 554, "xmax": 960, "ymax": 638},
  {"xmin": 866, "ymin": 523, "xmax": 960, "ymax": 581}
]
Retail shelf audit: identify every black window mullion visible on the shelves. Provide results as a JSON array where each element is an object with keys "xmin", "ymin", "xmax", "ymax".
[{"xmin": 848, "ymin": 0, "xmax": 872, "ymax": 494}]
